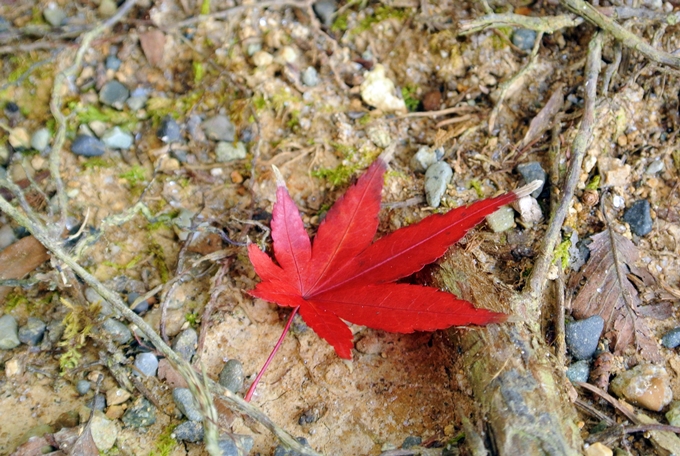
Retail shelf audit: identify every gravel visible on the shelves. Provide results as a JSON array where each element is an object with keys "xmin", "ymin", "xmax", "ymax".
[
  {"xmin": 76, "ymin": 380, "xmax": 91, "ymax": 395},
  {"xmin": 122, "ymin": 397, "xmax": 156, "ymax": 428},
  {"xmin": 101, "ymin": 127, "xmax": 133, "ymax": 149},
  {"xmin": 566, "ymin": 360, "xmax": 590, "ymax": 383},
  {"xmin": 302, "ymin": 66, "xmax": 320, "ymax": 87},
  {"xmin": 565, "ymin": 315, "xmax": 604, "ymax": 360},
  {"xmin": 0, "ymin": 314, "xmax": 20, "ymax": 349},
  {"xmin": 215, "ymin": 141, "xmax": 247, "ymax": 162},
  {"xmin": 30, "ymin": 128, "xmax": 51, "ymax": 152},
  {"xmin": 174, "ymin": 420, "xmax": 204, "ymax": 442},
  {"xmin": 172, "ymin": 388, "xmax": 203, "ymax": 422},
  {"xmin": 71, "ymin": 135, "xmax": 106, "ymax": 157},
  {"xmin": 101, "ymin": 318, "xmax": 132, "ymax": 344},
  {"xmin": 18, "ymin": 317, "xmax": 47, "ymax": 346},
  {"xmin": 661, "ymin": 327, "xmax": 680, "ymax": 349},
  {"xmin": 424, "ymin": 161, "xmax": 452, "ymax": 208},
  {"xmin": 99, "ymin": 80, "xmax": 130, "ymax": 109},
  {"xmin": 516, "ymin": 161, "xmax": 546, "ymax": 198},
  {"xmin": 202, "ymin": 115, "xmax": 236, "ymax": 142},
  {"xmin": 512, "ymin": 29, "xmax": 537, "ymax": 51},
  {"xmin": 172, "ymin": 328, "xmax": 197, "ymax": 362},
  {"xmin": 218, "ymin": 359, "xmax": 245, "ymax": 393},
  {"xmin": 157, "ymin": 115, "xmax": 181, "ymax": 143},
  {"xmin": 134, "ymin": 352, "xmax": 159, "ymax": 377},
  {"xmin": 623, "ymin": 199, "xmax": 653, "ymax": 236}
]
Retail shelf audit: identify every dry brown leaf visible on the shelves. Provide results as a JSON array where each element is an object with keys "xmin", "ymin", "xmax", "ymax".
[
  {"xmin": 69, "ymin": 422, "xmax": 98, "ymax": 456},
  {"xmin": 139, "ymin": 29, "xmax": 166, "ymax": 67},
  {"xmin": 569, "ymin": 230, "xmax": 661, "ymax": 362},
  {"xmin": 0, "ymin": 235, "xmax": 50, "ymax": 301},
  {"xmin": 518, "ymin": 83, "xmax": 564, "ymax": 150}
]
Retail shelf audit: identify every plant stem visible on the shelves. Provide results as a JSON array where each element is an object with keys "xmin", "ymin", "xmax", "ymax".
[{"xmin": 245, "ymin": 306, "xmax": 300, "ymax": 402}]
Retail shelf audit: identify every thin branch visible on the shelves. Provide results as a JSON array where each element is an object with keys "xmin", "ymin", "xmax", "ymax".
[
  {"xmin": 525, "ymin": 31, "xmax": 603, "ymax": 301},
  {"xmin": 459, "ymin": 13, "xmax": 583, "ymax": 35}
]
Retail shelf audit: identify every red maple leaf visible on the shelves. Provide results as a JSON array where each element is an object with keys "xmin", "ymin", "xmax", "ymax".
[{"xmin": 245, "ymin": 153, "xmax": 540, "ymax": 400}]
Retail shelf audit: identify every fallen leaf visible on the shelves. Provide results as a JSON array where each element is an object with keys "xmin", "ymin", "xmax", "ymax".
[
  {"xmin": 518, "ymin": 84, "xmax": 564, "ymax": 150},
  {"xmin": 0, "ymin": 236, "xmax": 50, "ymax": 301},
  {"xmin": 569, "ymin": 230, "xmax": 661, "ymax": 361},
  {"xmin": 249, "ymin": 154, "xmax": 539, "ymax": 359},
  {"xmin": 139, "ymin": 29, "xmax": 166, "ymax": 67}
]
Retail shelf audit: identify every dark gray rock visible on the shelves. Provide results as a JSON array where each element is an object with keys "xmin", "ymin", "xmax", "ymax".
[
  {"xmin": 172, "ymin": 328, "xmax": 197, "ymax": 362},
  {"xmin": 566, "ymin": 360, "xmax": 590, "ymax": 383},
  {"xmin": 18, "ymin": 317, "xmax": 47, "ymax": 346},
  {"xmin": 623, "ymin": 199, "xmax": 653, "ymax": 236},
  {"xmin": 76, "ymin": 380, "xmax": 91, "ymax": 395},
  {"xmin": 218, "ymin": 359, "xmax": 244, "ymax": 393},
  {"xmin": 274, "ymin": 437, "xmax": 310, "ymax": 456},
  {"xmin": 127, "ymin": 292, "xmax": 149, "ymax": 314},
  {"xmin": 512, "ymin": 29, "xmax": 537, "ymax": 51},
  {"xmin": 174, "ymin": 420, "xmax": 204, "ymax": 443},
  {"xmin": 71, "ymin": 135, "xmax": 106, "ymax": 157},
  {"xmin": 173, "ymin": 388, "xmax": 203, "ymax": 422},
  {"xmin": 87, "ymin": 393, "xmax": 106, "ymax": 411},
  {"xmin": 516, "ymin": 161, "xmax": 546, "ymax": 198},
  {"xmin": 202, "ymin": 115, "xmax": 236, "ymax": 142},
  {"xmin": 101, "ymin": 318, "xmax": 132, "ymax": 344},
  {"xmin": 99, "ymin": 80, "xmax": 130, "ymax": 110},
  {"xmin": 122, "ymin": 397, "xmax": 156, "ymax": 428},
  {"xmin": 424, "ymin": 161, "xmax": 453, "ymax": 208},
  {"xmin": 105, "ymin": 55, "xmax": 121, "ymax": 71},
  {"xmin": 661, "ymin": 327, "xmax": 680, "ymax": 349},
  {"xmin": 134, "ymin": 352, "xmax": 159, "ymax": 377},
  {"xmin": 566, "ymin": 315, "xmax": 604, "ymax": 360},
  {"xmin": 0, "ymin": 314, "xmax": 20, "ymax": 349},
  {"xmin": 218, "ymin": 434, "xmax": 254, "ymax": 456},
  {"xmin": 157, "ymin": 116, "xmax": 181, "ymax": 143},
  {"xmin": 402, "ymin": 436, "xmax": 422, "ymax": 449},
  {"xmin": 312, "ymin": 0, "xmax": 337, "ymax": 27}
]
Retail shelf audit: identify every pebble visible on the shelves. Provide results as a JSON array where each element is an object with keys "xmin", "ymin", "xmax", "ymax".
[
  {"xmin": 88, "ymin": 394, "xmax": 107, "ymax": 411},
  {"xmin": 623, "ymin": 199, "xmax": 653, "ymax": 236},
  {"xmin": 215, "ymin": 141, "xmax": 247, "ymax": 162},
  {"xmin": 422, "ymin": 90, "xmax": 442, "ymax": 111},
  {"xmin": 516, "ymin": 161, "xmax": 546, "ymax": 198},
  {"xmin": 134, "ymin": 352, "xmax": 159, "ymax": 377},
  {"xmin": 274, "ymin": 437, "xmax": 311, "ymax": 456},
  {"xmin": 512, "ymin": 29, "xmax": 537, "ymax": 51},
  {"xmin": 105, "ymin": 55, "xmax": 121, "ymax": 71},
  {"xmin": 360, "ymin": 64, "xmax": 407, "ymax": 113},
  {"xmin": 0, "ymin": 17, "xmax": 10, "ymax": 32},
  {"xmin": 101, "ymin": 127, "xmax": 133, "ymax": 150},
  {"xmin": 218, "ymin": 359, "xmax": 245, "ymax": 393},
  {"xmin": 424, "ymin": 161, "xmax": 452, "ymax": 208},
  {"xmin": 610, "ymin": 364, "xmax": 673, "ymax": 412},
  {"xmin": 0, "ymin": 144, "xmax": 9, "ymax": 165},
  {"xmin": 172, "ymin": 328, "xmax": 197, "ymax": 362},
  {"xmin": 661, "ymin": 327, "xmax": 680, "ymax": 348},
  {"xmin": 646, "ymin": 159, "xmax": 664, "ymax": 175},
  {"xmin": 302, "ymin": 66, "xmax": 320, "ymax": 87},
  {"xmin": 246, "ymin": 43, "xmax": 262, "ymax": 56},
  {"xmin": 252, "ymin": 50, "xmax": 274, "ymax": 68},
  {"xmin": 0, "ymin": 224, "xmax": 16, "ymax": 249},
  {"xmin": 18, "ymin": 317, "xmax": 47, "ymax": 346},
  {"xmin": 513, "ymin": 196, "xmax": 542, "ymax": 224},
  {"xmin": 402, "ymin": 436, "xmax": 422, "ymax": 449},
  {"xmin": 71, "ymin": 135, "xmax": 106, "ymax": 157},
  {"xmin": 90, "ymin": 413, "xmax": 118, "ymax": 451},
  {"xmin": 99, "ymin": 80, "xmax": 130, "ymax": 110},
  {"xmin": 584, "ymin": 442, "xmax": 613, "ymax": 456},
  {"xmin": 312, "ymin": 0, "xmax": 337, "ymax": 27},
  {"xmin": 43, "ymin": 5, "xmax": 66, "ymax": 27},
  {"xmin": 218, "ymin": 434, "xmax": 254, "ymax": 455},
  {"xmin": 76, "ymin": 380, "xmax": 91, "ymax": 395},
  {"xmin": 157, "ymin": 115, "xmax": 181, "ymax": 143},
  {"xmin": 666, "ymin": 401, "xmax": 680, "ymax": 427},
  {"xmin": 565, "ymin": 315, "xmax": 604, "ymax": 360},
  {"xmin": 276, "ymin": 46, "xmax": 297, "ymax": 64},
  {"xmin": 126, "ymin": 88, "xmax": 149, "ymax": 111},
  {"xmin": 106, "ymin": 388, "xmax": 131, "ymax": 406},
  {"xmin": 101, "ymin": 318, "xmax": 132, "ymax": 344},
  {"xmin": 85, "ymin": 287, "xmax": 113, "ymax": 316},
  {"xmin": 98, "ymin": 0, "xmax": 117, "ymax": 17},
  {"xmin": 202, "ymin": 115, "xmax": 236, "ymax": 142},
  {"xmin": 566, "ymin": 360, "xmax": 590, "ymax": 383},
  {"xmin": 31, "ymin": 128, "xmax": 51, "ymax": 152},
  {"xmin": 122, "ymin": 397, "xmax": 156, "ymax": 428},
  {"xmin": 174, "ymin": 421, "xmax": 204, "ymax": 443},
  {"xmin": 485, "ymin": 206, "xmax": 516, "ymax": 233},
  {"xmin": 366, "ymin": 125, "xmax": 391, "ymax": 148},
  {"xmin": 173, "ymin": 388, "xmax": 203, "ymax": 422},
  {"xmin": 9, "ymin": 127, "xmax": 30, "ymax": 150},
  {"xmin": 0, "ymin": 314, "xmax": 20, "ymax": 349},
  {"xmin": 128, "ymin": 292, "xmax": 149, "ymax": 314}
]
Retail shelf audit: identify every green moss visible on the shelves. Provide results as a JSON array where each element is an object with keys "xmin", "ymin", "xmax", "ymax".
[
  {"xmin": 4, "ymin": 291, "xmax": 28, "ymax": 311},
  {"xmin": 468, "ymin": 180, "xmax": 484, "ymax": 198},
  {"xmin": 331, "ymin": 12, "xmax": 350, "ymax": 32},
  {"xmin": 68, "ymin": 103, "xmax": 138, "ymax": 130},
  {"xmin": 58, "ymin": 298, "xmax": 98, "ymax": 372},
  {"xmin": 146, "ymin": 91, "xmax": 203, "ymax": 124},
  {"xmin": 148, "ymin": 239, "xmax": 170, "ymax": 283},
  {"xmin": 200, "ymin": 0, "xmax": 210, "ymax": 14},
  {"xmin": 119, "ymin": 165, "xmax": 147, "ymax": 187},
  {"xmin": 193, "ymin": 61, "xmax": 205, "ymax": 84},
  {"xmin": 585, "ymin": 175, "xmax": 600, "ymax": 191},
  {"xmin": 149, "ymin": 424, "xmax": 177, "ymax": 456},
  {"xmin": 83, "ymin": 157, "xmax": 114, "ymax": 169},
  {"xmin": 102, "ymin": 254, "xmax": 144, "ymax": 271},
  {"xmin": 354, "ymin": 6, "xmax": 409, "ymax": 34},
  {"xmin": 401, "ymin": 84, "xmax": 419, "ymax": 112},
  {"xmin": 312, "ymin": 165, "xmax": 359, "ymax": 186},
  {"xmin": 252, "ymin": 94, "xmax": 267, "ymax": 111},
  {"xmin": 185, "ymin": 312, "xmax": 200, "ymax": 328},
  {"xmin": 553, "ymin": 239, "xmax": 571, "ymax": 270}
]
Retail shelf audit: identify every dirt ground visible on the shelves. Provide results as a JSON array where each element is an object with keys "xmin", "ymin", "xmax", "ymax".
[{"xmin": 2, "ymin": 0, "xmax": 680, "ymax": 455}]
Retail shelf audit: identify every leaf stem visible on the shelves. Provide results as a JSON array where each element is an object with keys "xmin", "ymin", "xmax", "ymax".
[{"xmin": 245, "ymin": 306, "xmax": 300, "ymax": 402}]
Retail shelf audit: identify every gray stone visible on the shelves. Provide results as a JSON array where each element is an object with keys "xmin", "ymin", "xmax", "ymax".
[
  {"xmin": 90, "ymin": 413, "xmax": 118, "ymax": 451},
  {"xmin": 0, "ymin": 224, "xmax": 16, "ymax": 249},
  {"xmin": 0, "ymin": 17, "xmax": 10, "ymax": 32},
  {"xmin": 0, "ymin": 315, "xmax": 20, "ymax": 349},
  {"xmin": 312, "ymin": 0, "xmax": 337, "ymax": 27},
  {"xmin": 566, "ymin": 360, "xmax": 590, "ymax": 383},
  {"xmin": 516, "ymin": 161, "xmax": 546, "ymax": 198},
  {"xmin": 71, "ymin": 135, "xmax": 106, "ymax": 157},
  {"xmin": 101, "ymin": 127, "xmax": 133, "ymax": 149},
  {"xmin": 302, "ymin": 67, "xmax": 320, "ymax": 87},
  {"xmin": 126, "ymin": 96, "xmax": 147, "ymax": 111},
  {"xmin": 76, "ymin": 380, "xmax": 91, "ymax": 395},
  {"xmin": 134, "ymin": 352, "xmax": 159, "ymax": 377},
  {"xmin": 31, "ymin": 128, "xmax": 51, "ymax": 152},
  {"xmin": 18, "ymin": 317, "xmax": 47, "ymax": 346},
  {"xmin": 43, "ymin": 5, "xmax": 66, "ymax": 27},
  {"xmin": 127, "ymin": 292, "xmax": 149, "ymax": 314},
  {"xmin": 623, "ymin": 199, "xmax": 653, "ymax": 236},
  {"xmin": 88, "ymin": 393, "xmax": 106, "ymax": 411},
  {"xmin": 662, "ymin": 327, "xmax": 680, "ymax": 349},
  {"xmin": 215, "ymin": 141, "xmax": 247, "ymax": 162},
  {"xmin": 174, "ymin": 420, "xmax": 204, "ymax": 443},
  {"xmin": 512, "ymin": 29, "xmax": 537, "ymax": 51},
  {"xmin": 424, "ymin": 161, "xmax": 452, "ymax": 208},
  {"xmin": 157, "ymin": 116, "xmax": 181, "ymax": 143},
  {"xmin": 105, "ymin": 55, "xmax": 121, "ymax": 71},
  {"xmin": 274, "ymin": 437, "xmax": 310, "ymax": 456},
  {"xmin": 173, "ymin": 388, "xmax": 203, "ymax": 422},
  {"xmin": 85, "ymin": 287, "xmax": 113, "ymax": 316},
  {"xmin": 101, "ymin": 318, "xmax": 132, "ymax": 344},
  {"xmin": 172, "ymin": 328, "xmax": 197, "ymax": 362},
  {"xmin": 410, "ymin": 146, "xmax": 443, "ymax": 173},
  {"xmin": 646, "ymin": 159, "xmax": 664, "ymax": 175},
  {"xmin": 99, "ymin": 80, "xmax": 129, "ymax": 110},
  {"xmin": 122, "ymin": 397, "xmax": 156, "ymax": 428},
  {"xmin": 202, "ymin": 115, "xmax": 236, "ymax": 142},
  {"xmin": 218, "ymin": 434, "xmax": 254, "ymax": 455},
  {"xmin": 218, "ymin": 359, "xmax": 244, "ymax": 393},
  {"xmin": 565, "ymin": 315, "xmax": 604, "ymax": 360},
  {"xmin": 402, "ymin": 436, "xmax": 422, "ymax": 449}
]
